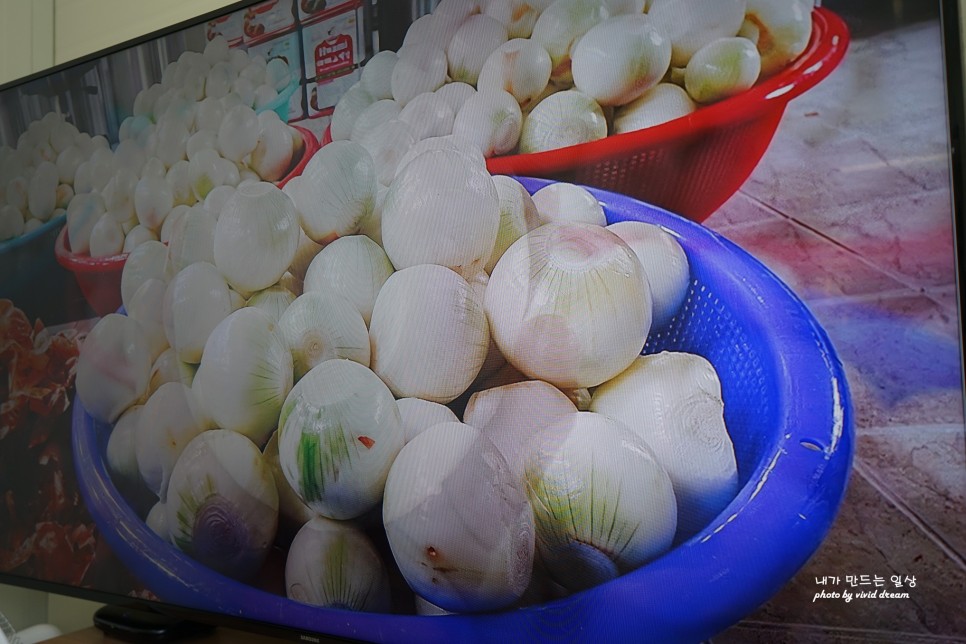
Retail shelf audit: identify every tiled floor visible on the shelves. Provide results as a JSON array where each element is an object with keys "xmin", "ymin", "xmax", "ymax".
[{"xmin": 704, "ymin": 13, "xmax": 966, "ymax": 644}]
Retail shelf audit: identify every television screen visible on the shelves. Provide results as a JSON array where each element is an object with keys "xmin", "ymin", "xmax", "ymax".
[{"xmin": 1, "ymin": 0, "xmax": 963, "ymax": 642}]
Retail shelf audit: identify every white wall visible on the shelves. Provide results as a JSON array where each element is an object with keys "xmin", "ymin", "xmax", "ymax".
[{"xmin": 52, "ymin": 0, "xmax": 235, "ymax": 64}]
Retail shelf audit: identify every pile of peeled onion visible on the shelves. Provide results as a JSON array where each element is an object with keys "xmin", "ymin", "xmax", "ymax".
[
  {"xmin": 76, "ymin": 122, "xmax": 740, "ymax": 614},
  {"xmin": 330, "ymin": 0, "xmax": 813, "ymax": 161}
]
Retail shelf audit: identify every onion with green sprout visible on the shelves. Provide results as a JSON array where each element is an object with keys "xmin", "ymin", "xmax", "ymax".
[
  {"xmin": 285, "ymin": 517, "xmax": 392, "ymax": 612},
  {"xmin": 590, "ymin": 352, "xmax": 738, "ymax": 539},
  {"xmin": 277, "ymin": 359, "xmax": 405, "ymax": 520},
  {"xmin": 166, "ymin": 429, "xmax": 279, "ymax": 581},
  {"xmin": 524, "ymin": 411, "xmax": 677, "ymax": 592}
]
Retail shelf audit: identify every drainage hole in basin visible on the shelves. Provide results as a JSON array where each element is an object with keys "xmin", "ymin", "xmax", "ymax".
[{"xmin": 799, "ymin": 438, "xmax": 825, "ymax": 452}]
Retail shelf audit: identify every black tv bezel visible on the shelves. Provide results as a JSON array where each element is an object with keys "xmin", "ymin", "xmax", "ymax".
[{"xmin": 1, "ymin": 1, "xmax": 965, "ymax": 642}]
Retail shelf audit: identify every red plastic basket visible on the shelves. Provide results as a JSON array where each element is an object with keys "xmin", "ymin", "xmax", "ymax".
[
  {"xmin": 55, "ymin": 125, "xmax": 320, "ymax": 317},
  {"xmin": 321, "ymin": 8, "xmax": 848, "ymax": 222}
]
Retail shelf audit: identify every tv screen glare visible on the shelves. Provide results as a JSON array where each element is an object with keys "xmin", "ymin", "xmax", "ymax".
[{"xmin": 0, "ymin": 1, "xmax": 963, "ymax": 642}]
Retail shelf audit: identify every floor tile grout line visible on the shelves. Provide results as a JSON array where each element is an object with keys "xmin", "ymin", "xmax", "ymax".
[
  {"xmin": 733, "ymin": 190, "xmax": 952, "ymax": 294},
  {"xmin": 852, "ymin": 459, "xmax": 966, "ymax": 571},
  {"xmin": 729, "ymin": 619, "xmax": 966, "ymax": 642},
  {"xmin": 855, "ymin": 422, "xmax": 966, "ymax": 435}
]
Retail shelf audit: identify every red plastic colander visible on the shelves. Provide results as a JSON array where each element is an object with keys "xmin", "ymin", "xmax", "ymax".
[{"xmin": 487, "ymin": 8, "xmax": 849, "ymax": 221}]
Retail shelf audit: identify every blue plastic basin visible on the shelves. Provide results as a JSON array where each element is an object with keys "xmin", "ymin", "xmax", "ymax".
[{"xmin": 72, "ymin": 178, "xmax": 853, "ymax": 643}]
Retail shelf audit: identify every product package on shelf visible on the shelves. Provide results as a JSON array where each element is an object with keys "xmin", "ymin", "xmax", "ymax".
[
  {"xmin": 307, "ymin": 65, "xmax": 361, "ymax": 119},
  {"xmin": 206, "ymin": 10, "xmax": 245, "ymax": 46},
  {"xmin": 247, "ymin": 28, "xmax": 306, "ymax": 121},
  {"xmin": 301, "ymin": 2, "xmax": 365, "ymax": 83},
  {"xmin": 243, "ymin": 0, "xmax": 298, "ymax": 44},
  {"xmin": 297, "ymin": 0, "xmax": 360, "ymax": 23}
]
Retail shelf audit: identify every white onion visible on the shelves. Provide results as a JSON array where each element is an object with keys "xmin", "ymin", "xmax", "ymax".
[
  {"xmin": 277, "ymin": 359, "xmax": 404, "ymax": 520},
  {"xmin": 519, "ymin": 90, "xmax": 607, "ymax": 153},
  {"xmin": 590, "ymin": 352, "xmax": 738, "ymax": 539},
  {"xmin": 361, "ymin": 51, "xmax": 399, "ymax": 100},
  {"xmin": 166, "ymin": 429, "xmax": 279, "ymax": 580},
  {"xmin": 135, "ymin": 382, "xmax": 209, "ymax": 499},
  {"xmin": 477, "ymin": 39, "xmax": 553, "ymax": 108},
  {"xmin": 66, "ymin": 192, "xmax": 106, "ymax": 255},
  {"xmin": 122, "ymin": 224, "xmax": 159, "ymax": 253},
  {"xmin": 646, "ymin": 0, "xmax": 747, "ymax": 68},
  {"xmin": 357, "ymin": 119, "xmax": 416, "ymax": 187},
  {"xmin": 398, "ymin": 92, "xmax": 456, "ymax": 141},
  {"xmin": 391, "ymin": 43, "xmax": 449, "ymax": 106},
  {"xmin": 349, "ymin": 99, "xmax": 402, "ymax": 142},
  {"xmin": 743, "ymin": 0, "xmax": 812, "ymax": 77},
  {"xmin": 193, "ymin": 307, "xmax": 293, "ymax": 447},
  {"xmin": 484, "ymin": 222, "xmax": 651, "ymax": 389},
  {"xmin": 330, "ymin": 83, "xmax": 375, "ymax": 142},
  {"xmin": 381, "ymin": 149, "xmax": 500, "ymax": 278},
  {"xmin": 434, "ymin": 81, "xmax": 477, "ymax": 114},
  {"xmin": 149, "ymin": 347, "xmax": 197, "ymax": 395},
  {"xmin": 531, "ymin": 182, "xmax": 606, "ymax": 226},
  {"xmin": 285, "ymin": 517, "xmax": 391, "ymax": 612},
  {"xmin": 76, "ymin": 314, "xmax": 152, "ymax": 424},
  {"xmin": 571, "ymin": 15, "xmax": 672, "ymax": 106},
  {"xmin": 396, "ymin": 397, "xmax": 460, "ymax": 444},
  {"xmin": 263, "ymin": 432, "xmax": 316, "ymax": 534},
  {"xmin": 289, "ymin": 141, "xmax": 376, "ymax": 244},
  {"xmin": 127, "ymin": 278, "xmax": 169, "ymax": 362},
  {"xmin": 26, "ymin": 161, "xmax": 57, "ymax": 221},
  {"xmin": 247, "ymin": 285, "xmax": 296, "ymax": 323},
  {"xmin": 370, "ymin": 265, "xmax": 489, "ymax": 403},
  {"xmin": 121, "ymin": 239, "xmax": 168, "ymax": 311},
  {"xmin": 214, "ymin": 182, "xmax": 300, "ymax": 293},
  {"xmin": 106, "ymin": 405, "xmax": 144, "ymax": 494},
  {"xmin": 525, "ymin": 411, "xmax": 677, "ymax": 591},
  {"xmin": 382, "ymin": 421, "xmax": 534, "ymax": 612},
  {"xmin": 485, "ymin": 176, "xmax": 540, "ymax": 273},
  {"xmin": 685, "ymin": 37, "xmax": 761, "ymax": 104},
  {"xmin": 162, "ymin": 261, "xmax": 233, "ymax": 364},
  {"xmin": 485, "ymin": 0, "xmax": 542, "ymax": 38},
  {"xmin": 167, "ymin": 201, "xmax": 216, "ymax": 273},
  {"xmin": 447, "ymin": 15, "xmax": 509, "ymax": 86},
  {"xmin": 278, "ymin": 291, "xmax": 371, "ymax": 381},
  {"xmin": 530, "ymin": 0, "xmax": 610, "ymax": 83},
  {"xmin": 134, "ymin": 175, "xmax": 174, "ymax": 232},
  {"xmin": 217, "ymin": 104, "xmax": 260, "ymax": 163},
  {"xmin": 251, "ymin": 118, "xmax": 295, "ymax": 182},
  {"xmin": 302, "ymin": 235, "xmax": 393, "ymax": 326},
  {"xmin": 613, "ymin": 83, "xmax": 696, "ymax": 133},
  {"xmin": 464, "ymin": 380, "xmax": 577, "ymax": 481},
  {"xmin": 607, "ymin": 220, "xmax": 689, "ymax": 328},
  {"xmin": 452, "ymin": 90, "xmax": 523, "ymax": 158}
]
